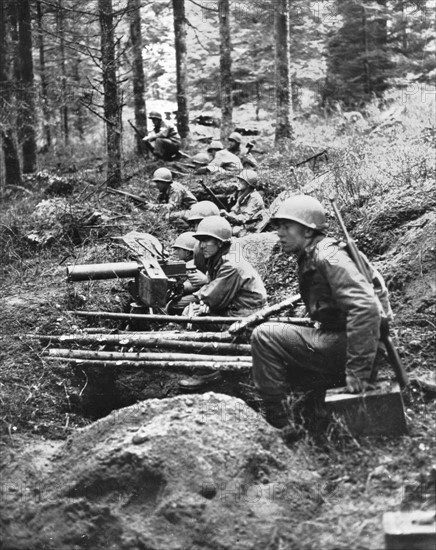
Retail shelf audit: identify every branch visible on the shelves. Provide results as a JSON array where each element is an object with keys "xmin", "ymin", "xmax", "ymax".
[
  {"xmin": 188, "ymin": 0, "xmax": 218, "ymax": 12},
  {"xmin": 185, "ymin": 18, "xmax": 210, "ymax": 51},
  {"xmin": 79, "ymin": 100, "xmax": 114, "ymax": 126}
]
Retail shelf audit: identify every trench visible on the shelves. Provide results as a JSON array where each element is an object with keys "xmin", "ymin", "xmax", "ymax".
[{"xmin": 69, "ymin": 317, "xmax": 258, "ymax": 421}]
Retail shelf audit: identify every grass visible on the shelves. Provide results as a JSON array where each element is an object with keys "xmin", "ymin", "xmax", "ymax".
[{"xmin": 0, "ymin": 89, "xmax": 435, "ymax": 549}]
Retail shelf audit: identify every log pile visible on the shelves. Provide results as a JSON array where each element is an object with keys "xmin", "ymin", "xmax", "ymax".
[{"xmin": 28, "ymin": 295, "xmax": 310, "ymax": 374}]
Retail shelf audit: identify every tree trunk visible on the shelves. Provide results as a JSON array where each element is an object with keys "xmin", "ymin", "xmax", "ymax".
[
  {"xmin": 0, "ymin": 0, "xmax": 22, "ymax": 185},
  {"xmin": 274, "ymin": 0, "xmax": 293, "ymax": 144},
  {"xmin": 18, "ymin": 0, "xmax": 37, "ymax": 172},
  {"xmin": 128, "ymin": 0, "xmax": 147, "ymax": 155},
  {"xmin": 57, "ymin": 0, "xmax": 69, "ymax": 144},
  {"xmin": 36, "ymin": 0, "xmax": 52, "ymax": 150},
  {"xmin": 219, "ymin": 0, "xmax": 233, "ymax": 139},
  {"xmin": 98, "ymin": 0, "xmax": 122, "ymax": 187},
  {"xmin": 172, "ymin": 0, "xmax": 189, "ymax": 144}
]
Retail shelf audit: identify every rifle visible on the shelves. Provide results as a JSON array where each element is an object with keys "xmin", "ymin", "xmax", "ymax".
[
  {"xmin": 294, "ymin": 149, "xmax": 328, "ymax": 170},
  {"xmin": 128, "ymin": 119, "xmax": 149, "ymax": 159},
  {"xmin": 106, "ymin": 187, "xmax": 149, "ymax": 206},
  {"xmin": 329, "ymin": 196, "xmax": 409, "ymax": 389},
  {"xmin": 199, "ymin": 179, "xmax": 229, "ymax": 211}
]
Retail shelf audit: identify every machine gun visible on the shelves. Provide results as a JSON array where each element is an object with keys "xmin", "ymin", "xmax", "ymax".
[{"xmin": 66, "ymin": 232, "xmax": 186, "ymax": 309}]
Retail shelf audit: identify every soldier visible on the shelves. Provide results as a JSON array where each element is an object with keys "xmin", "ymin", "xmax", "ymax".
[
  {"xmin": 251, "ymin": 195, "xmax": 383, "ymax": 436},
  {"xmin": 227, "ymin": 131, "xmax": 258, "ymax": 169},
  {"xmin": 143, "ymin": 111, "xmax": 181, "ymax": 160},
  {"xmin": 149, "ymin": 168, "xmax": 197, "ymax": 222},
  {"xmin": 186, "ymin": 200, "xmax": 220, "ymax": 278},
  {"xmin": 166, "ymin": 232, "xmax": 198, "ymax": 315},
  {"xmin": 220, "ymin": 169, "xmax": 265, "ymax": 236},
  {"xmin": 179, "ymin": 215, "xmax": 268, "ymax": 390},
  {"xmin": 197, "ymin": 140, "xmax": 243, "ymax": 177}
]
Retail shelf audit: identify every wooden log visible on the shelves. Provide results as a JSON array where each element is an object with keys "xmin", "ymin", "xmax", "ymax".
[
  {"xmin": 228, "ymin": 294, "xmax": 302, "ymax": 335},
  {"xmin": 25, "ymin": 331, "xmax": 234, "ymax": 345},
  {"xmin": 45, "ymin": 357, "xmax": 252, "ymax": 372},
  {"xmin": 47, "ymin": 349, "xmax": 251, "ymax": 362},
  {"xmin": 68, "ymin": 310, "xmax": 312, "ymax": 326}
]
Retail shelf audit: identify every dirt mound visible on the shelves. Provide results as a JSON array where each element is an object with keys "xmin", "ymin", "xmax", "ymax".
[
  {"xmin": 2, "ymin": 393, "xmax": 319, "ymax": 550},
  {"xmin": 375, "ymin": 210, "xmax": 436, "ymax": 318}
]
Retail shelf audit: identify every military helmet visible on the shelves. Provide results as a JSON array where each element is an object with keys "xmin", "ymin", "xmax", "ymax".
[
  {"xmin": 152, "ymin": 167, "xmax": 172, "ymax": 183},
  {"xmin": 237, "ymin": 169, "xmax": 258, "ymax": 188},
  {"xmin": 191, "ymin": 152, "xmax": 210, "ymax": 166},
  {"xmin": 172, "ymin": 231, "xmax": 197, "ymax": 252},
  {"xmin": 187, "ymin": 200, "xmax": 220, "ymax": 222},
  {"xmin": 148, "ymin": 111, "xmax": 162, "ymax": 120},
  {"xmin": 207, "ymin": 140, "xmax": 224, "ymax": 151},
  {"xmin": 228, "ymin": 131, "xmax": 242, "ymax": 144},
  {"xmin": 271, "ymin": 195, "xmax": 327, "ymax": 232},
  {"xmin": 194, "ymin": 216, "xmax": 232, "ymax": 242}
]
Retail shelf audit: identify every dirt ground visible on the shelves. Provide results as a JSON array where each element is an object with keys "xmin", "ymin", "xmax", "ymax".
[{"xmin": 1, "ymin": 142, "xmax": 435, "ymax": 549}]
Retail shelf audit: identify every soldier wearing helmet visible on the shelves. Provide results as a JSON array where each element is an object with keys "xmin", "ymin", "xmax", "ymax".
[
  {"xmin": 166, "ymin": 232, "xmax": 199, "ymax": 315},
  {"xmin": 149, "ymin": 168, "xmax": 197, "ymax": 222},
  {"xmin": 251, "ymin": 195, "xmax": 382, "ymax": 436},
  {"xmin": 227, "ymin": 131, "xmax": 258, "ymax": 169},
  {"xmin": 195, "ymin": 140, "xmax": 243, "ymax": 178},
  {"xmin": 178, "ymin": 215, "xmax": 268, "ymax": 389},
  {"xmin": 185, "ymin": 201, "xmax": 221, "ymax": 289},
  {"xmin": 142, "ymin": 111, "xmax": 181, "ymax": 160},
  {"xmin": 220, "ymin": 170, "xmax": 265, "ymax": 237},
  {"xmin": 188, "ymin": 216, "xmax": 267, "ymax": 316}
]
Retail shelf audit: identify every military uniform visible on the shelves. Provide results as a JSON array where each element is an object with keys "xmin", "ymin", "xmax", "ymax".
[
  {"xmin": 226, "ymin": 189, "xmax": 265, "ymax": 234},
  {"xmin": 148, "ymin": 120, "xmax": 181, "ymax": 160},
  {"xmin": 195, "ymin": 241, "xmax": 267, "ymax": 316},
  {"xmin": 252, "ymin": 236, "xmax": 381, "ymax": 399},
  {"xmin": 158, "ymin": 181, "xmax": 197, "ymax": 220},
  {"xmin": 207, "ymin": 149, "xmax": 243, "ymax": 175}
]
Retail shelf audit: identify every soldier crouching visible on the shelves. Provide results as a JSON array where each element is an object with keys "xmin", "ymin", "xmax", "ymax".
[{"xmin": 251, "ymin": 195, "xmax": 382, "ymax": 438}]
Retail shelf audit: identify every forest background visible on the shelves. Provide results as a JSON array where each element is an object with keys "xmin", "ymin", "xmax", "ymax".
[{"xmin": 1, "ymin": 0, "xmax": 435, "ymax": 186}]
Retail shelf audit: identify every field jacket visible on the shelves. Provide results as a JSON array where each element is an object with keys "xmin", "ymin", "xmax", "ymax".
[
  {"xmin": 195, "ymin": 242, "xmax": 267, "ymax": 315},
  {"xmin": 207, "ymin": 149, "xmax": 243, "ymax": 174},
  {"xmin": 158, "ymin": 182, "xmax": 197, "ymax": 214},
  {"xmin": 227, "ymin": 189, "xmax": 265, "ymax": 226},
  {"xmin": 150, "ymin": 121, "xmax": 181, "ymax": 145},
  {"xmin": 298, "ymin": 236, "xmax": 381, "ymax": 380}
]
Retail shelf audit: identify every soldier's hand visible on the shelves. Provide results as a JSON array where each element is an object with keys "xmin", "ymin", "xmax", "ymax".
[
  {"xmin": 187, "ymin": 269, "xmax": 208, "ymax": 288},
  {"xmin": 346, "ymin": 375, "xmax": 374, "ymax": 393}
]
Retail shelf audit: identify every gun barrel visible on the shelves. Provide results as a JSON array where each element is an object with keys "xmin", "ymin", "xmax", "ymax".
[{"xmin": 67, "ymin": 262, "xmax": 141, "ymax": 282}]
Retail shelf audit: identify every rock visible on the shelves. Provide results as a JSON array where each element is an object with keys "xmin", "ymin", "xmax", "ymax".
[{"xmin": 2, "ymin": 393, "xmax": 318, "ymax": 550}]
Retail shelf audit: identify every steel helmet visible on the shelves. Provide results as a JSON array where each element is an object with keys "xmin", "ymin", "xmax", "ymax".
[
  {"xmin": 228, "ymin": 131, "xmax": 242, "ymax": 144},
  {"xmin": 271, "ymin": 195, "xmax": 327, "ymax": 231},
  {"xmin": 148, "ymin": 111, "xmax": 162, "ymax": 120},
  {"xmin": 207, "ymin": 140, "xmax": 224, "ymax": 151},
  {"xmin": 152, "ymin": 167, "xmax": 172, "ymax": 183},
  {"xmin": 237, "ymin": 169, "xmax": 258, "ymax": 188},
  {"xmin": 194, "ymin": 216, "xmax": 232, "ymax": 242},
  {"xmin": 191, "ymin": 152, "xmax": 210, "ymax": 166},
  {"xmin": 187, "ymin": 200, "xmax": 220, "ymax": 222},
  {"xmin": 172, "ymin": 231, "xmax": 197, "ymax": 252}
]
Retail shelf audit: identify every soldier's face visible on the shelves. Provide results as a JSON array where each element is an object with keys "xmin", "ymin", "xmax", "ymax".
[
  {"xmin": 276, "ymin": 221, "xmax": 308, "ymax": 254},
  {"xmin": 173, "ymin": 248, "xmax": 191, "ymax": 261},
  {"xmin": 198, "ymin": 238, "xmax": 221, "ymax": 258}
]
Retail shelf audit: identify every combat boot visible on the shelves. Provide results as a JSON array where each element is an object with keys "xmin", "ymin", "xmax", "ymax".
[{"xmin": 261, "ymin": 395, "xmax": 305, "ymax": 442}]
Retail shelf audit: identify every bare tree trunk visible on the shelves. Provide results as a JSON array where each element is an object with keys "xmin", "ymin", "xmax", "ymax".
[
  {"xmin": 219, "ymin": 0, "xmax": 233, "ymax": 139},
  {"xmin": 274, "ymin": 0, "xmax": 293, "ymax": 144},
  {"xmin": 36, "ymin": 0, "xmax": 52, "ymax": 150},
  {"xmin": 57, "ymin": 0, "xmax": 69, "ymax": 144},
  {"xmin": 0, "ymin": 0, "xmax": 22, "ymax": 185},
  {"xmin": 73, "ymin": 59, "xmax": 85, "ymax": 140},
  {"xmin": 128, "ymin": 0, "xmax": 147, "ymax": 155},
  {"xmin": 99, "ymin": 0, "xmax": 122, "ymax": 187},
  {"xmin": 18, "ymin": 0, "xmax": 37, "ymax": 172},
  {"xmin": 172, "ymin": 0, "xmax": 189, "ymax": 144}
]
